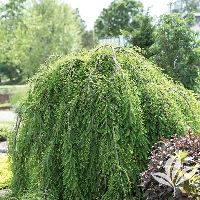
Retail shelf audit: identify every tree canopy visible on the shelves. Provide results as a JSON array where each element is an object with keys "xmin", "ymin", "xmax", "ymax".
[
  {"xmin": 19, "ymin": 0, "xmax": 83, "ymax": 76},
  {"xmin": 0, "ymin": 0, "xmax": 84, "ymax": 80},
  {"xmin": 150, "ymin": 14, "xmax": 200, "ymax": 91},
  {"xmin": 94, "ymin": 0, "xmax": 154, "ymax": 49},
  {"xmin": 0, "ymin": 0, "xmax": 25, "ymax": 19}
]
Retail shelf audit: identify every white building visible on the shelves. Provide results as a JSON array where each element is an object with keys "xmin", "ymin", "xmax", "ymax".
[{"xmin": 99, "ymin": 35, "xmax": 127, "ymax": 47}]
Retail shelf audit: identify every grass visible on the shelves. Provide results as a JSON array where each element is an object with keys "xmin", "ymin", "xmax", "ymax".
[
  {"xmin": 0, "ymin": 123, "xmax": 12, "ymax": 129},
  {"xmin": 9, "ymin": 86, "xmax": 28, "ymax": 108},
  {"xmin": 0, "ymin": 192, "xmax": 49, "ymax": 200},
  {"xmin": 0, "ymin": 155, "xmax": 11, "ymax": 189},
  {"xmin": 0, "ymin": 85, "xmax": 28, "ymax": 109},
  {"xmin": 0, "ymin": 85, "xmax": 27, "ymax": 94}
]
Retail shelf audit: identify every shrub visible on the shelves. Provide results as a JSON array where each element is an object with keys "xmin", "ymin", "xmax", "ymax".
[
  {"xmin": 11, "ymin": 46, "xmax": 200, "ymax": 199},
  {"xmin": 141, "ymin": 131, "xmax": 200, "ymax": 199},
  {"xmin": 0, "ymin": 130, "xmax": 7, "ymax": 142},
  {"xmin": 0, "ymin": 122, "xmax": 12, "ymax": 142},
  {"xmin": 0, "ymin": 155, "xmax": 11, "ymax": 189}
]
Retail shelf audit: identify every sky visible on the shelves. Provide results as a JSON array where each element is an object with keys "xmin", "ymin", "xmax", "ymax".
[{"xmin": 67, "ymin": 0, "xmax": 173, "ymax": 30}]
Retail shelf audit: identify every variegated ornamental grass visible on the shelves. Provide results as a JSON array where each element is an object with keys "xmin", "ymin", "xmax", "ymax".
[{"xmin": 11, "ymin": 46, "xmax": 200, "ymax": 199}]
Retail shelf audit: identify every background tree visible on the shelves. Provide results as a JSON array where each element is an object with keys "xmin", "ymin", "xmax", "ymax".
[
  {"xmin": 0, "ymin": 0, "xmax": 25, "ymax": 82},
  {"xmin": 81, "ymin": 30, "xmax": 97, "ymax": 50},
  {"xmin": 75, "ymin": 8, "xmax": 97, "ymax": 50},
  {"xmin": 0, "ymin": 62, "xmax": 21, "ymax": 83},
  {"xmin": 0, "ymin": 0, "xmax": 25, "ymax": 19},
  {"xmin": 0, "ymin": 0, "xmax": 83, "ymax": 80},
  {"xmin": 94, "ymin": 0, "xmax": 154, "ymax": 49},
  {"xmin": 121, "ymin": 13, "xmax": 155, "ymax": 49},
  {"xmin": 150, "ymin": 14, "xmax": 200, "ymax": 91},
  {"xmin": 19, "ymin": 0, "xmax": 83, "ymax": 77}
]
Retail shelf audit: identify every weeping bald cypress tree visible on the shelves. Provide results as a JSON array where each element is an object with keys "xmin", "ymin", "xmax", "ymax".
[{"xmin": 11, "ymin": 46, "xmax": 200, "ymax": 199}]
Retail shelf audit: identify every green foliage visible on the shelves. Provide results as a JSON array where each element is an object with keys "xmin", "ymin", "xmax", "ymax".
[
  {"xmin": 9, "ymin": 85, "xmax": 27, "ymax": 109},
  {"xmin": 19, "ymin": 0, "xmax": 83, "ymax": 77},
  {"xmin": 0, "ymin": 155, "xmax": 11, "ymax": 189},
  {"xmin": 94, "ymin": 0, "xmax": 143, "ymax": 37},
  {"xmin": 150, "ymin": 14, "xmax": 200, "ymax": 91},
  {"xmin": 81, "ymin": 30, "xmax": 98, "ymax": 50},
  {"xmin": 0, "ymin": 0, "xmax": 24, "ymax": 82},
  {"xmin": 0, "ymin": 85, "xmax": 28, "ymax": 109},
  {"xmin": 11, "ymin": 46, "xmax": 200, "ymax": 199},
  {"xmin": 0, "ymin": 122, "xmax": 11, "ymax": 142},
  {"xmin": 0, "ymin": 191, "xmax": 54, "ymax": 200},
  {"xmin": 0, "ymin": 62, "xmax": 22, "ymax": 82},
  {"xmin": 121, "ymin": 13, "xmax": 155, "ymax": 49},
  {"xmin": 1, "ymin": 0, "xmax": 25, "ymax": 19},
  {"xmin": 0, "ymin": 0, "xmax": 83, "ymax": 79},
  {"xmin": 94, "ymin": 0, "xmax": 154, "ymax": 49}
]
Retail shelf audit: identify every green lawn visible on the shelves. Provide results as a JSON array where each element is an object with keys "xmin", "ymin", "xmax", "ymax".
[
  {"xmin": 0, "ymin": 85, "xmax": 27, "ymax": 93},
  {"xmin": 0, "ymin": 85, "xmax": 28, "ymax": 109}
]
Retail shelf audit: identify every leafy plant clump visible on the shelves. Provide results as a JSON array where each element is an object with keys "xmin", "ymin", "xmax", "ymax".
[
  {"xmin": 0, "ymin": 155, "xmax": 11, "ymax": 189},
  {"xmin": 141, "ymin": 131, "xmax": 200, "ymax": 200},
  {"xmin": 0, "ymin": 122, "xmax": 13, "ymax": 142},
  {"xmin": 11, "ymin": 46, "xmax": 200, "ymax": 199}
]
